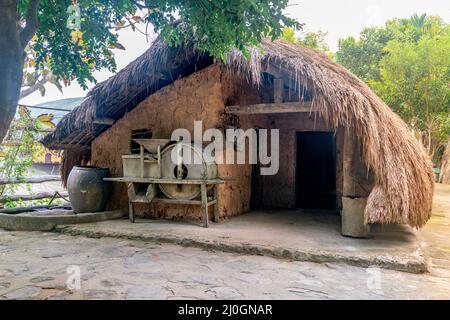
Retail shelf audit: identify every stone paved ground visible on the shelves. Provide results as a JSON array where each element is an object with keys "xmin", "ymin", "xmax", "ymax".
[
  {"xmin": 0, "ymin": 184, "xmax": 449, "ymax": 300},
  {"xmin": 0, "ymin": 230, "xmax": 448, "ymax": 300}
]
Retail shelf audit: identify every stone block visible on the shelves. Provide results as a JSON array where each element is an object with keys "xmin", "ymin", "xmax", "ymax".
[{"xmin": 341, "ymin": 197, "xmax": 370, "ymax": 238}]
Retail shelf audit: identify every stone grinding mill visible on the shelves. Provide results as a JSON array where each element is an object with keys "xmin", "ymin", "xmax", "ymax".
[
  {"xmin": 159, "ymin": 142, "xmax": 218, "ymax": 200},
  {"xmin": 104, "ymin": 138, "xmax": 223, "ymax": 227}
]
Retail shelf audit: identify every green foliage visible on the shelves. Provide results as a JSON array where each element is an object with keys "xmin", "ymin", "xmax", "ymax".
[
  {"xmin": 0, "ymin": 109, "xmax": 39, "ymax": 197},
  {"xmin": 298, "ymin": 29, "xmax": 330, "ymax": 52},
  {"xmin": 281, "ymin": 27, "xmax": 332, "ymax": 58},
  {"xmin": 0, "ymin": 107, "xmax": 53, "ymax": 197},
  {"xmin": 336, "ymin": 27, "xmax": 393, "ymax": 82},
  {"xmin": 336, "ymin": 14, "xmax": 450, "ymax": 163},
  {"xmin": 281, "ymin": 27, "xmax": 297, "ymax": 43},
  {"xmin": 336, "ymin": 14, "xmax": 446, "ymax": 82},
  {"xmin": 149, "ymin": 0, "xmax": 300, "ymax": 61},
  {"xmin": 19, "ymin": 0, "xmax": 299, "ymax": 89},
  {"xmin": 370, "ymin": 34, "xmax": 450, "ymax": 161},
  {"xmin": 3, "ymin": 198, "xmax": 65, "ymax": 209}
]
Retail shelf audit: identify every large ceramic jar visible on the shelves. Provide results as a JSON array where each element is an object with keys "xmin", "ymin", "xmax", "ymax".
[{"xmin": 67, "ymin": 166, "xmax": 112, "ymax": 213}]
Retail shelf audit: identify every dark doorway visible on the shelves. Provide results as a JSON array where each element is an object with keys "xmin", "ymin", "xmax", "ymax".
[{"xmin": 296, "ymin": 132, "xmax": 336, "ymax": 210}]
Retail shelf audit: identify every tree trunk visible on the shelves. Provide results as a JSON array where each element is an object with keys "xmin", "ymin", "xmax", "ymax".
[{"xmin": 0, "ymin": 0, "xmax": 25, "ymax": 144}]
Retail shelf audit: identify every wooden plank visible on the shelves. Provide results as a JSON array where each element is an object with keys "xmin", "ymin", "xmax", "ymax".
[
  {"xmin": 153, "ymin": 198, "xmax": 201, "ymax": 205},
  {"xmin": 104, "ymin": 177, "xmax": 225, "ymax": 185},
  {"xmin": 20, "ymin": 104, "xmax": 73, "ymax": 112},
  {"xmin": 0, "ymin": 191, "xmax": 68, "ymax": 203},
  {"xmin": 13, "ymin": 126, "xmax": 54, "ymax": 133},
  {"xmin": 130, "ymin": 197, "xmax": 216, "ymax": 206},
  {"xmin": 225, "ymin": 101, "xmax": 314, "ymax": 115},
  {"xmin": 49, "ymin": 143, "xmax": 90, "ymax": 150},
  {"xmin": 0, "ymin": 175, "xmax": 61, "ymax": 185},
  {"xmin": 132, "ymin": 139, "xmax": 171, "ymax": 153}
]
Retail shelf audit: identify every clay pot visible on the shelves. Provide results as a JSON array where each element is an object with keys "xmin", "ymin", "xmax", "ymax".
[{"xmin": 67, "ymin": 166, "xmax": 111, "ymax": 213}]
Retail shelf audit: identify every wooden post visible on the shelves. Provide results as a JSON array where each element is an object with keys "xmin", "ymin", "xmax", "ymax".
[
  {"xmin": 274, "ymin": 78, "xmax": 283, "ymax": 103},
  {"xmin": 157, "ymin": 146, "xmax": 162, "ymax": 178},
  {"xmin": 140, "ymin": 145, "xmax": 144, "ymax": 178},
  {"xmin": 127, "ymin": 182, "xmax": 135, "ymax": 223},
  {"xmin": 129, "ymin": 202, "xmax": 135, "ymax": 223},
  {"xmin": 213, "ymin": 184, "xmax": 219, "ymax": 223},
  {"xmin": 201, "ymin": 183, "xmax": 208, "ymax": 228}
]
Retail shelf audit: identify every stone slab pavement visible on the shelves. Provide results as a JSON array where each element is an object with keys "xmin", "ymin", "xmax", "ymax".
[
  {"xmin": 55, "ymin": 209, "xmax": 426, "ymax": 273},
  {"xmin": 0, "ymin": 230, "xmax": 448, "ymax": 300},
  {"xmin": 0, "ymin": 184, "xmax": 448, "ymax": 299},
  {"xmin": 55, "ymin": 185, "xmax": 450, "ymax": 275}
]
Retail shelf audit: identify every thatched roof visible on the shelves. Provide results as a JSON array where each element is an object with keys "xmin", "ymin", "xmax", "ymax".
[
  {"xmin": 42, "ymin": 37, "xmax": 434, "ymax": 228},
  {"xmin": 41, "ymin": 39, "xmax": 213, "ymax": 148}
]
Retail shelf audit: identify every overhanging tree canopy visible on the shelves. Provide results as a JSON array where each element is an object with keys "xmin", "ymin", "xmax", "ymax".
[{"xmin": 0, "ymin": 0, "xmax": 299, "ymax": 143}]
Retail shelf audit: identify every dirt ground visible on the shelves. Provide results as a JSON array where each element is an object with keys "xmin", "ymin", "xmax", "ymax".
[{"xmin": 0, "ymin": 184, "xmax": 449, "ymax": 300}]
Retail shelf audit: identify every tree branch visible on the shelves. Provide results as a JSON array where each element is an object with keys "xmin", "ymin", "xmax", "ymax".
[
  {"xmin": 20, "ymin": 72, "xmax": 52, "ymax": 99},
  {"xmin": 19, "ymin": 0, "xmax": 41, "ymax": 48}
]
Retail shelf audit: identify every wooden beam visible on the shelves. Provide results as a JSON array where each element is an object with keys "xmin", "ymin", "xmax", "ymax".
[
  {"xmin": 273, "ymin": 78, "xmax": 283, "ymax": 103},
  {"xmin": 225, "ymin": 101, "xmax": 314, "ymax": 115},
  {"xmin": 93, "ymin": 117, "xmax": 115, "ymax": 126},
  {"xmin": 0, "ymin": 175, "xmax": 61, "ymax": 186},
  {"xmin": 104, "ymin": 177, "xmax": 224, "ymax": 184},
  {"xmin": 262, "ymin": 63, "xmax": 284, "ymax": 78},
  {"xmin": 51, "ymin": 143, "xmax": 90, "ymax": 150},
  {"xmin": 64, "ymin": 130, "xmax": 86, "ymax": 145},
  {"xmin": 0, "ymin": 191, "xmax": 68, "ymax": 203}
]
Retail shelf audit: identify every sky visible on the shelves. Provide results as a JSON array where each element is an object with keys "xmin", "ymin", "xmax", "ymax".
[{"xmin": 20, "ymin": 0, "xmax": 450, "ymax": 107}]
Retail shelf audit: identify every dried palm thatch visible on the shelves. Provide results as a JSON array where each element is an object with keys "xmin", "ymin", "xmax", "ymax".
[
  {"xmin": 43, "ymin": 37, "xmax": 434, "ymax": 227},
  {"xmin": 41, "ymin": 38, "xmax": 212, "ymax": 149},
  {"xmin": 228, "ymin": 39, "xmax": 434, "ymax": 228}
]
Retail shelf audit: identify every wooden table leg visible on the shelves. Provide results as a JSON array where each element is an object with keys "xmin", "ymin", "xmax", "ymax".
[
  {"xmin": 129, "ymin": 201, "xmax": 135, "ymax": 223},
  {"xmin": 213, "ymin": 184, "xmax": 219, "ymax": 223},
  {"xmin": 201, "ymin": 183, "xmax": 208, "ymax": 228}
]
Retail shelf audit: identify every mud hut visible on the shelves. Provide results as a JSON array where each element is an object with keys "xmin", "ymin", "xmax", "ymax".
[{"xmin": 42, "ymin": 37, "xmax": 434, "ymax": 236}]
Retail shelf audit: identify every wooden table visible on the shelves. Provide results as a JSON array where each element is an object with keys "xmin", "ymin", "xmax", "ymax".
[{"xmin": 104, "ymin": 177, "xmax": 224, "ymax": 227}]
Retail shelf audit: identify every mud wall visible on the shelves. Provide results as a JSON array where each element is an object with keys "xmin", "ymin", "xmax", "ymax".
[
  {"xmin": 91, "ymin": 62, "xmax": 363, "ymax": 221},
  {"xmin": 221, "ymin": 70, "xmax": 345, "ymax": 210},
  {"xmin": 237, "ymin": 113, "xmax": 343, "ymax": 209},
  {"xmin": 91, "ymin": 64, "xmax": 252, "ymax": 221}
]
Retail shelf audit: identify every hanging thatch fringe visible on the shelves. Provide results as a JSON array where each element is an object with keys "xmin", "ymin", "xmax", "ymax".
[
  {"xmin": 43, "ymin": 37, "xmax": 434, "ymax": 228},
  {"xmin": 227, "ymin": 39, "xmax": 434, "ymax": 228}
]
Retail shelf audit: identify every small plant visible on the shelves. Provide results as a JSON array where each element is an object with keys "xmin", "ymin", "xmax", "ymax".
[
  {"xmin": 3, "ymin": 198, "xmax": 66, "ymax": 209},
  {"xmin": 0, "ymin": 106, "xmax": 56, "ymax": 200}
]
